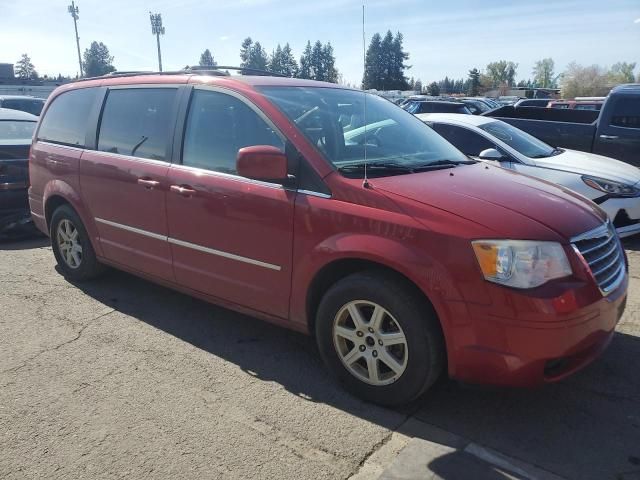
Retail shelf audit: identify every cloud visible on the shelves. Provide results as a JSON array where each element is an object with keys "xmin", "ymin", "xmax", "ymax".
[
  {"xmin": 634, "ymin": 17, "xmax": 640, "ymax": 23},
  {"xmin": 220, "ymin": 35, "xmax": 230, "ymax": 41}
]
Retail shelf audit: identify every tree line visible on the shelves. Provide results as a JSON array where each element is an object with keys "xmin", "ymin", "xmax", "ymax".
[{"xmin": 13, "ymin": 33, "xmax": 640, "ymax": 99}]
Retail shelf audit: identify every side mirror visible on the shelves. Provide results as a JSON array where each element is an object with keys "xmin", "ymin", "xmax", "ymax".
[
  {"xmin": 236, "ymin": 145, "xmax": 289, "ymax": 182},
  {"xmin": 478, "ymin": 148, "xmax": 504, "ymax": 161}
]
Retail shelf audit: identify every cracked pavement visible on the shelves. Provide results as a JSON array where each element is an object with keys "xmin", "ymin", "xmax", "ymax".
[{"xmin": 1, "ymin": 236, "xmax": 639, "ymax": 480}]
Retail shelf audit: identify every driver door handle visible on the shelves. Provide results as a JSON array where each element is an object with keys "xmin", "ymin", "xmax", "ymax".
[
  {"xmin": 170, "ymin": 185, "xmax": 197, "ymax": 197},
  {"xmin": 599, "ymin": 134, "xmax": 619, "ymax": 140}
]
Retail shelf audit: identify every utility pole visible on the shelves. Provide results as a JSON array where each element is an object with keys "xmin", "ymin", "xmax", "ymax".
[
  {"xmin": 149, "ymin": 12, "xmax": 165, "ymax": 72},
  {"xmin": 67, "ymin": 1, "xmax": 83, "ymax": 77}
]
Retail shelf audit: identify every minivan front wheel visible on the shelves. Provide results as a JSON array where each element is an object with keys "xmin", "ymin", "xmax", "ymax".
[
  {"xmin": 50, "ymin": 205, "xmax": 105, "ymax": 281},
  {"xmin": 316, "ymin": 271, "xmax": 445, "ymax": 406}
]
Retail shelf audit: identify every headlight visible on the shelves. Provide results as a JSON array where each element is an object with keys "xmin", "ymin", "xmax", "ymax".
[
  {"xmin": 472, "ymin": 240, "xmax": 572, "ymax": 288},
  {"xmin": 582, "ymin": 175, "xmax": 640, "ymax": 197}
]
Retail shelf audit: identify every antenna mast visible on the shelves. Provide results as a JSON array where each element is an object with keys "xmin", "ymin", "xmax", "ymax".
[{"xmin": 362, "ymin": 4, "xmax": 370, "ymax": 188}]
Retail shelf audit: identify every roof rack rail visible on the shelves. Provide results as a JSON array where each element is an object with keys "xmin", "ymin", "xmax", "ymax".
[
  {"xmin": 183, "ymin": 65, "xmax": 287, "ymax": 78},
  {"xmin": 70, "ymin": 65, "xmax": 287, "ymax": 84}
]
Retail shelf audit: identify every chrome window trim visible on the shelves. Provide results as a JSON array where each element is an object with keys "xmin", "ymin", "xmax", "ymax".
[
  {"xmin": 88, "ymin": 148, "xmax": 171, "ymax": 167},
  {"xmin": 94, "ymin": 217, "xmax": 281, "ymax": 271},
  {"xmin": 297, "ymin": 189, "xmax": 331, "ymax": 199},
  {"xmin": 37, "ymin": 140, "xmax": 84, "ymax": 152},
  {"xmin": 169, "ymin": 163, "xmax": 288, "ymax": 190}
]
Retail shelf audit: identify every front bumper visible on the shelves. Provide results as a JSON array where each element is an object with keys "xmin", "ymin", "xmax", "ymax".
[
  {"xmin": 599, "ymin": 197, "xmax": 640, "ymax": 238},
  {"xmin": 448, "ymin": 275, "xmax": 628, "ymax": 387}
]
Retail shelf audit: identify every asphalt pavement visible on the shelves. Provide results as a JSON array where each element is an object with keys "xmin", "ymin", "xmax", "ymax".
[{"xmin": 1, "ymin": 236, "xmax": 638, "ymax": 480}]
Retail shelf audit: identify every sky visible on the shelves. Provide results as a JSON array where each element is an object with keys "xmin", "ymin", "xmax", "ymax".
[{"xmin": 1, "ymin": 0, "xmax": 639, "ymax": 85}]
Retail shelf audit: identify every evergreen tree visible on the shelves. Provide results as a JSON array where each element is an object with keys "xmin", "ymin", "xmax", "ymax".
[
  {"xmin": 390, "ymin": 32, "xmax": 410, "ymax": 89},
  {"xmin": 310, "ymin": 40, "xmax": 325, "ymax": 80},
  {"xmin": 426, "ymin": 82, "xmax": 440, "ymax": 96},
  {"xmin": 240, "ymin": 37, "xmax": 253, "ymax": 66},
  {"xmin": 322, "ymin": 42, "xmax": 338, "ymax": 83},
  {"xmin": 281, "ymin": 43, "xmax": 298, "ymax": 77},
  {"xmin": 299, "ymin": 41, "xmax": 313, "ymax": 79},
  {"xmin": 414, "ymin": 79, "xmax": 422, "ymax": 93},
  {"xmin": 14, "ymin": 54, "xmax": 37, "ymax": 79},
  {"xmin": 83, "ymin": 41, "xmax": 115, "ymax": 77},
  {"xmin": 362, "ymin": 33, "xmax": 382, "ymax": 89},
  {"xmin": 268, "ymin": 44, "xmax": 284, "ymax": 74},
  {"xmin": 408, "ymin": 77, "xmax": 415, "ymax": 90},
  {"xmin": 239, "ymin": 37, "xmax": 268, "ymax": 70},
  {"xmin": 467, "ymin": 68, "xmax": 481, "ymax": 96},
  {"xmin": 199, "ymin": 49, "xmax": 216, "ymax": 67}
]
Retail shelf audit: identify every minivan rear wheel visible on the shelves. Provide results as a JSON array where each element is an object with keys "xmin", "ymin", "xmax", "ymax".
[
  {"xmin": 315, "ymin": 271, "xmax": 445, "ymax": 406},
  {"xmin": 50, "ymin": 205, "xmax": 105, "ymax": 281}
]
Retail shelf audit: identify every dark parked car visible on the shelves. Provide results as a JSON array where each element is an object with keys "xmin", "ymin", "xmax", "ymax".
[
  {"xmin": 0, "ymin": 108, "xmax": 37, "ymax": 237},
  {"xmin": 459, "ymin": 98, "xmax": 492, "ymax": 115},
  {"xmin": 0, "ymin": 95, "xmax": 46, "ymax": 116},
  {"xmin": 484, "ymin": 84, "xmax": 640, "ymax": 167},
  {"xmin": 403, "ymin": 100, "xmax": 471, "ymax": 114},
  {"xmin": 513, "ymin": 98, "xmax": 553, "ymax": 108}
]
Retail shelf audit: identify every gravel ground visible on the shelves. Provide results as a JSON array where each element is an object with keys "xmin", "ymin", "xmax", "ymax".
[{"xmin": 1, "ymin": 236, "xmax": 638, "ymax": 480}]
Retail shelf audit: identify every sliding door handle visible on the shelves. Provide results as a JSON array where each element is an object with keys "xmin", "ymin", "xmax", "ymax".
[
  {"xmin": 137, "ymin": 178, "xmax": 160, "ymax": 189},
  {"xmin": 170, "ymin": 185, "xmax": 197, "ymax": 197}
]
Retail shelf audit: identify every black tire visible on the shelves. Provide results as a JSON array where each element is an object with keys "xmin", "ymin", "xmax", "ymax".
[
  {"xmin": 315, "ymin": 270, "xmax": 445, "ymax": 406},
  {"xmin": 50, "ymin": 204, "xmax": 105, "ymax": 281}
]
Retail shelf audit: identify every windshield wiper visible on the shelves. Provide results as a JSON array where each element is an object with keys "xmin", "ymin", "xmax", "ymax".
[
  {"xmin": 411, "ymin": 159, "xmax": 476, "ymax": 171},
  {"xmin": 337, "ymin": 162, "xmax": 414, "ymax": 173}
]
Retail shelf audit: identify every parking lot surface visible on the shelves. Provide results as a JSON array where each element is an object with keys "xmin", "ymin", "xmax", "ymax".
[{"xmin": 1, "ymin": 236, "xmax": 639, "ymax": 480}]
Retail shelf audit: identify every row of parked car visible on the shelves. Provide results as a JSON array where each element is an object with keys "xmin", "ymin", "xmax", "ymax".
[{"xmin": 0, "ymin": 69, "xmax": 636, "ymax": 406}]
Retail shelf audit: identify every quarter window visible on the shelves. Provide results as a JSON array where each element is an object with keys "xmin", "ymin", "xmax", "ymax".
[
  {"xmin": 37, "ymin": 88, "xmax": 97, "ymax": 147},
  {"xmin": 98, "ymin": 88, "xmax": 177, "ymax": 161},
  {"xmin": 182, "ymin": 89, "xmax": 284, "ymax": 174}
]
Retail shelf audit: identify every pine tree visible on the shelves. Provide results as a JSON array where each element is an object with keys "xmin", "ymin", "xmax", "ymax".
[
  {"xmin": 268, "ymin": 44, "xmax": 284, "ymax": 74},
  {"xmin": 414, "ymin": 79, "xmax": 422, "ymax": 93},
  {"xmin": 14, "ymin": 54, "xmax": 38, "ymax": 79},
  {"xmin": 298, "ymin": 41, "xmax": 313, "ymax": 79},
  {"xmin": 390, "ymin": 32, "xmax": 410, "ymax": 90},
  {"xmin": 426, "ymin": 82, "xmax": 440, "ymax": 96},
  {"xmin": 467, "ymin": 68, "xmax": 481, "ymax": 96},
  {"xmin": 199, "ymin": 49, "xmax": 216, "ymax": 67},
  {"xmin": 83, "ymin": 41, "xmax": 115, "ymax": 77},
  {"xmin": 322, "ymin": 42, "xmax": 338, "ymax": 83},
  {"xmin": 310, "ymin": 41, "xmax": 325, "ymax": 80},
  {"xmin": 281, "ymin": 43, "xmax": 298, "ymax": 77},
  {"xmin": 240, "ymin": 37, "xmax": 253, "ymax": 67},
  {"xmin": 362, "ymin": 33, "xmax": 382, "ymax": 89}
]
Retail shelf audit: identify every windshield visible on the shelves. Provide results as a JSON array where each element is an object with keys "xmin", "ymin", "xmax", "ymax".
[
  {"xmin": 259, "ymin": 87, "xmax": 468, "ymax": 177},
  {"xmin": 479, "ymin": 120, "xmax": 556, "ymax": 158},
  {"xmin": 0, "ymin": 120, "xmax": 36, "ymax": 144}
]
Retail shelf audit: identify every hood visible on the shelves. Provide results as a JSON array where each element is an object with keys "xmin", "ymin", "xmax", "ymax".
[
  {"xmin": 534, "ymin": 149, "xmax": 640, "ymax": 186},
  {"xmin": 371, "ymin": 163, "xmax": 606, "ymax": 241}
]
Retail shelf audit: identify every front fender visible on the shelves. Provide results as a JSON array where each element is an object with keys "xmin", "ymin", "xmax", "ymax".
[{"xmin": 289, "ymin": 232, "xmax": 468, "ymax": 342}]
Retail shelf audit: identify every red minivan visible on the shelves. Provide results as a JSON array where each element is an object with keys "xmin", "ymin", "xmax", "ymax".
[{"xmin": 28, "ymin": 71, "xmax": 628, "ymax": 405}]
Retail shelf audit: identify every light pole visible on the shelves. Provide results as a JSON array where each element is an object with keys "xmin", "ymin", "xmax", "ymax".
[
  {"xmin": 149, "ymin": 12, "xmax": 165, "ymax": 72},
  {"xmin": 67, "ymin": 1, "xmax": 83, "ymax": 77}
]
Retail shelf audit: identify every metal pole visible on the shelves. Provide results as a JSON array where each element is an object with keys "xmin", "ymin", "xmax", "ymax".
[
  {"xmin": 156, "ymin": 33, "xmax": 162, "ymax": 72},
  {"xmin": 68, "ymin": 1, "xmax": 83, "ymax": 77}
]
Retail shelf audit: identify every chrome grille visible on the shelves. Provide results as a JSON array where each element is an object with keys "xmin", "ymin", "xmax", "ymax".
[{"xmin": 572, "ymin": 222, "xmax": 625, "ymax": 294}]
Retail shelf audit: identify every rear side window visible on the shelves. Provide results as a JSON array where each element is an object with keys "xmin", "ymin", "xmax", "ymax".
[
  {"xmin": 182, "ymin": 89, "xmax": 284, "ymax": 174},
  {"xmin": 2, "ymin": 99, "xmax": 44, "ymax": 116},
  {"xmin": 610, "ymin": 98, "xmax": 640, "ymax": 129},
  {"xmin": 98, "ymin": 88, "xmax": 177, "ymax": 161},
  {"xmin": 37, "ymin": 88, "xmax": 97, "ymax": 147}
]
